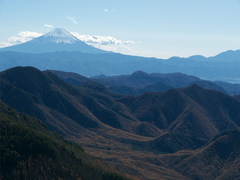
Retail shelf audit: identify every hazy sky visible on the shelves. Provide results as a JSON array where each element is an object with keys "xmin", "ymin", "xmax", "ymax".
[{"xmin": 1, "ymin": 0, "xmax": 240, "ymax": 58}]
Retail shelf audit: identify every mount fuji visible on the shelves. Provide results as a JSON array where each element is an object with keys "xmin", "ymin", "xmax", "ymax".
[
  {"xmin": 0, "ymin": 28, "xmax": 239, "ymax": 82},
  {"xmin": 0, "ymin": 28, "xmax": 109, "ymax": 54}
]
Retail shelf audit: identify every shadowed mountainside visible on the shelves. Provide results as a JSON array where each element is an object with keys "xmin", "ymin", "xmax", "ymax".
[
  {"xmin": 160, "ymin": 130, "xmax": 240, "ymax": 180},
  {"xmin": 1, "ymin": 66, "xmax": 240, "ymax": 180},
  {"xmin": 118, "ymin": 84, "xmax": 240, "ymax": 139},
  {"xmin": 234, "ymin": 94, "xmax": 240, "ymax": 101}
]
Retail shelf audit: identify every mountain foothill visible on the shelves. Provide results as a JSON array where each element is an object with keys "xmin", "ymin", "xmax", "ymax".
[
  {"xmin": 0, "ymin": 28, "xmax": 240, "ymax": 180},
  {"xmin": 0, "ymin": 100, "xmax": 134, "ymax": 180},
  {"xmin": 1, "ymin": 66, "xmax": 240, "ymax": 180}
]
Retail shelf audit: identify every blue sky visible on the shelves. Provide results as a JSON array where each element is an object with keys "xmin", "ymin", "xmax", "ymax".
[{"xmin": 0, "ymin": 0, "xmax": 240, "ymax": 58}]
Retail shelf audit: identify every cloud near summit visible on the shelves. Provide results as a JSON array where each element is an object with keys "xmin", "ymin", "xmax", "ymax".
[
  {"xmin": 71, "ymin": 32, "xmax": 135, "ymax": 45},
  {"xmin": 0, "ymin": 31, "xmax": 43, "ymax": 48},
  {"xmin": 0, "ymin": 31, "xmax": 135, "ymax": 51}
]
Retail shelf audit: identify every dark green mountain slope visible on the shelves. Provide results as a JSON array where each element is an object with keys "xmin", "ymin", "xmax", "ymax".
[{"xmin": 0, "ymin": 101, "xmax": 133, "ymax": 180}]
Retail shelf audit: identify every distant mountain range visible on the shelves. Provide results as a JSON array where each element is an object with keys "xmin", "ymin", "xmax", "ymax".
[
  {"xmin": 1, "ymin": 66, "xmax": 240, "ymax": 179},
  {"xmin": 50, "ymin": 70, "xmax": 240, "ymax": 96},
  {"xmin": 0, "ymin": 28, "xmax": 239, "ymax": 83}
]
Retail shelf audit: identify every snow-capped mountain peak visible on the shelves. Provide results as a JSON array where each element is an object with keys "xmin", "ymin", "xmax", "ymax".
[
  {"xmin": 0, "ymin": 28, "xmax": 109, "ymax": 54},
  {"xmin": 42, "ymin": 28, "xmax": 79, "ymax": 44}
]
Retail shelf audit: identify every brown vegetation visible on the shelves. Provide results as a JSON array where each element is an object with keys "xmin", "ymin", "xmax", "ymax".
[{"xmin": 1, "ymin": 67, "xmax": 240, "ymax": 179}]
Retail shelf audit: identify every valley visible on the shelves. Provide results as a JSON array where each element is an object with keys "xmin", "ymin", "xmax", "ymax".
[{"xmin": 1, "ymin": 66, "xmax": 239, "ymax": 179}]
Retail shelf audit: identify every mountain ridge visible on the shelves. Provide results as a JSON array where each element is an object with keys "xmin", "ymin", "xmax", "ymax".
[
  {"xmin": 1, "ymin": 66, "xmax": 240, "ymax": 179},
  {"xmin": 49, "ymin": 69, "xmax": 239, "ymax": 96},
  {"xmin": 0, "ymin": 49, "xmax": 239, "ymax": 83},
  {"xmin": 160, "ymin": 130, "xmax": 240, "ymax": 180},
  {"xmin": 0, "ymin": 100, "xmax": 134, "ymax": 180},
  {"xmin": 118, "ymin": 84, "xmax": 240, "ymax": 139}
]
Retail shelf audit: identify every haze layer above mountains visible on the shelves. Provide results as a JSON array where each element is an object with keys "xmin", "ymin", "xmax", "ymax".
[{"xmin": 0, "ymin": 28, "xmax": 239, "ymax": 83}]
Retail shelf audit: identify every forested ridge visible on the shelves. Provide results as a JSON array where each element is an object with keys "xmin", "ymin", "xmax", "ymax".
[{"xmin": 0, "ymin": 101, "xmax": 134, "ymax": 180}]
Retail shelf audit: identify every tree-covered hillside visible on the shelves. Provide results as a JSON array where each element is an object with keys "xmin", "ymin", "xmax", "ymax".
[{"xmin": 0, "ymin": 101, "xmax": 134, "ymax": 180}]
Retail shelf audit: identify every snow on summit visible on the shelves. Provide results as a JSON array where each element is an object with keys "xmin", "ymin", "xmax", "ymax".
[
  {"xmin": 42, "ymin": 28, "xmax": 79, "ymax": 44},
  {"xmin": 0, "ymin": 28, "xmax": 109, "ymax": 54}
]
